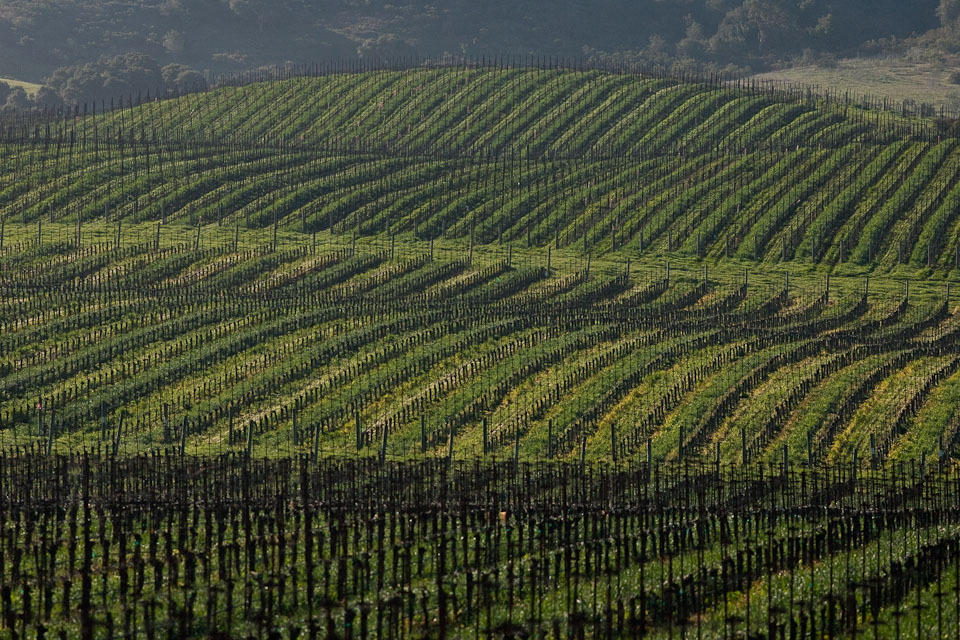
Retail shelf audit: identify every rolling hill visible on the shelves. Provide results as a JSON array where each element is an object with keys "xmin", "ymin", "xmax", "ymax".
[
  {"xmin": 2, "ymin": 65, "xmax": 959, "ymax": 273},
  {"xmin": 1, "ymin": 63, "xmax": 959, "ymax": 466},
  {"xmin": 5, "ymin": 62, "xmax": 960, "ymax": 640}
]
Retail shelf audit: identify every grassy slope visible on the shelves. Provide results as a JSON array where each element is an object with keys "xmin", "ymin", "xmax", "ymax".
[
  {"xmin": 754, "ymin": 57, "xmax": 960, "ymax": 110},
  {"xmin": 0, "ymin": 76, "xmax": 42, "ymax": 95}
]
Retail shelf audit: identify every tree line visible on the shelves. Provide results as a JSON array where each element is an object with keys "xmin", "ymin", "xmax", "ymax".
[{"xmin": 0, "ymin": 0, "xmax": 947, "ymax": 94}]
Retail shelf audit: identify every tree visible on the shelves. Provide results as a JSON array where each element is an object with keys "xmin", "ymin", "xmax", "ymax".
[
  {"xmin": 162, "ymin": 64, "xmax": 204, "ymax": 91},
  {"xmin": 5, "ymin": 87, "xmax": 29, "ymax": 110},
  {"xmin": 814, "ymin": 13, "xmax": 833, "ymax": 37},
  {"xmin": 709, "ymin": 0, "xmax": 798, "ymax": 58},
  {"xmin": 647, "ymin": 33, "xmax": 668, "ymax": 57},
  {"xmin": 47, "ymin": 53, "xmax": 164, "ymax": 105},
  {"xmin": 939, "ymin": 0, "xmax": 960, "ymax": 28},
  {"xmin": 159, "ymin": 0, "xmax": 187, "ymax": 16},
  {"xmin": 163, "ymin": 30, "xmax": 186, "ymax": 54},
  {"xmin": 357, "ymin": 35, "xmax": 418, "ymax": 60},
  {"xmin": 677, "ymin": 21, "xmax": 707, "ymax": 59},
  {"xmin": 34, "ymin": 86, "xmax": 63, "ymax": 109},
  {"xmin": 227, "ymin": 0, "xmax": 271, "ymax": 32}
]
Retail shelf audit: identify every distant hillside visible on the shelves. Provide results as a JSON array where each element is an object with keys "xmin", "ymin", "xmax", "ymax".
[
  {"xmin": 0, "ymin": 0, "xmax": 942, "ymax": 97},
  {"xmin": 78, "ymin": 67, "xmax": 905, "ymax": 154}
]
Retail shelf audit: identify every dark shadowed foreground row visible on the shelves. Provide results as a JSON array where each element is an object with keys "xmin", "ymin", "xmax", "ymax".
[{"xmin": 0, "ymin": 452, "xmax": 957, "ymax": 638}]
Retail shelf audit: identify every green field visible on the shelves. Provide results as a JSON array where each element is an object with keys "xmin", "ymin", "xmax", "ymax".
[{"xmin": 4, "ymin": 63, "xmax": 960, "ymax": 638}]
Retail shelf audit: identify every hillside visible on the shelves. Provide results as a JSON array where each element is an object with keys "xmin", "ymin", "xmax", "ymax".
[
  {"xmin": 0, "ymin": 221, "xmax": 956, "ymax": 468},
  {"xmin": 0, "ymin": 0, "xmax": 940, "ymax": 82},
  {"xmin": 0, "ymin": 65, "xmax": 958, "ymax": 468},
  {"xmin": 7, "ymin": 62, "xmax": 960, "ymax": 640},
  {"xmin": 754, "ymin": 57, "xmax": 960, "ymax": 111},
  {"xmin": 2, "ymin": 66, "xmax": 960, "ymax": 272}
]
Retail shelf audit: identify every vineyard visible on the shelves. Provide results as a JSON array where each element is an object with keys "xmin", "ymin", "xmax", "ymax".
[
  {"xmin": 0, "ymin": 224, "xmax": 956, "ymax": 467},
  {"xmin": 2, "ymin": 64, "xmax": 960, "ymax": 270},
  {"xmin": 4, "ymin": 61, "xmax": 960, "ymax": 637},
  {"xmin": 2, "ymin": 454, "xmax": 960, "ymax": 638}
]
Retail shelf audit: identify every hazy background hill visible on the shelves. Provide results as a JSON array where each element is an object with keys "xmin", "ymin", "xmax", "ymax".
[{"xmin": 3, "ymin": 0, "xmax": 960, "ymax": 109}]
